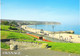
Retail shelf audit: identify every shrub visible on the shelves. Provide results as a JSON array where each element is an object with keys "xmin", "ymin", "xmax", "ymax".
[{"xmin": 9, "ymin": 26, "xmax": 18, "ymax": 30}]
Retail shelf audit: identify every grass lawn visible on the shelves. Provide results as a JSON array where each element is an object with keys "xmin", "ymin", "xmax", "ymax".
[
  {"xmin": 1, "ymin": 25, "xmax": 37, "ymax": 49},
  {"xmin": 1, "ymin": 31, "xmax": 36, "ymax": 40},
  {"xmin": 1, "ymin": 25, "xmax": 26, "ymax": 33},
  {"xmin": 1, "ymin": 25, "xmax": 10, "ymax": 30},
  {"xmin": 1, "ymin": 42, "xmax": 10, "ymax": 49},
  {"xmin": 47, "ymin": 42, "xmax": 80, "ymax": 54},
  {"xmin": 14, "ymin": 39, "xmax": 80, "ymax": 54},
  {"xmin": 1, "ymin": 30, "xmax": 37, "ymax": 49}
]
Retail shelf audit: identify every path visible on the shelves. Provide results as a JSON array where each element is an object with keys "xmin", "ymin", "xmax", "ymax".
[{"xmin": 1, "ymin": 48, "xmax": 80, "ymax": 56}]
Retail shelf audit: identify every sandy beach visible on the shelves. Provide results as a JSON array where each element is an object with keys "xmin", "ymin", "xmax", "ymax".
[{"xmin": 21, "ymin": 25, "xmax": 80, "ymax": 43}]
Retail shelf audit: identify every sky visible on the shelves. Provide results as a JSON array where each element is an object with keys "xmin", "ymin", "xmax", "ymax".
[{"xmin": 1, "ymin": 0, "xmax": 79, "ymax": 25}]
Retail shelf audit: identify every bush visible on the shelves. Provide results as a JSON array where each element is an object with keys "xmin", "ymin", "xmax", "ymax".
[
  {"xmin": 9, "ymin": 26, "xmax": 18, "ymax": 30},
  {"xmin": 1, "ymin": 21, "xmax": 9, "ymax": 25}
]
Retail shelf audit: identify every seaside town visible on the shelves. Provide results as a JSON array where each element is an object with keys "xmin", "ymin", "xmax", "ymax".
[
  {"xmin": 22, "ymin": 25, "xmax": 80, "ymax": 43},
  {"xmin": 1, "ymin": 0, "xmax": 80, "ymax": 56},
  {"xmin": 1, "ymin": 19, "xmax": 80, "ymax": 56}
]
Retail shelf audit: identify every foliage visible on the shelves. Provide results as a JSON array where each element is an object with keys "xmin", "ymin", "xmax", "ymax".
[
  {"xmin": 10, "ymin": 21, "xmax": 19, "ymax": 27},
  {"xmin": 1, "ymin": 25, "xmax": 18, "ymax": 30},
  {"xmin": 9, "ymin": 26, "xmax": 18, "ymax": 30},
  {"xmin": 1, "ymin": 21, "xmax": 9, "ymax": 25}
]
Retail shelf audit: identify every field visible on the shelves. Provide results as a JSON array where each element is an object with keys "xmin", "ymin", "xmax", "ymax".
[
  {"xmin": 1, "ymin": 25, "xmax": 10, "ymax": 30},
  {"xmin": 47, "ymin": 42, "xmax": 80, "ymax": 54},
  {"xmin": 1, "ymin": 25, "xmax": 37, "ymax": 39},
  {"xmin": 1, "ymin": 42, "xmax": 10, "ymax": 49},
  {"xmin": 1, "ymin": 25, "xmax": 37, "ymax": 49},
  {"xmin": 1, "ymin": 31, "xmax": 36, "ymax": 40}
]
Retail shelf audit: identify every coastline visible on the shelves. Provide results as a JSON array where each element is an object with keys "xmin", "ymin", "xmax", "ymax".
[{"xmin": 21, "ymin": 25, "xmax": 80, "ymax": 43}]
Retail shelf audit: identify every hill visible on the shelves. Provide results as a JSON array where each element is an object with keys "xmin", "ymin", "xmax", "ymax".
[{"xmin": 1, "ymin": 19, "xmax": 61, "ymax": 25}]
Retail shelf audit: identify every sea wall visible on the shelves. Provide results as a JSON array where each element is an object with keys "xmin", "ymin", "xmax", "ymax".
[
  {"xmin": 21, "ymin": 25, "xmax": 80, "ymax": 43},
  {"xmin": 21, "ymin": 25, "xmax": 74, "ymax": 34}
]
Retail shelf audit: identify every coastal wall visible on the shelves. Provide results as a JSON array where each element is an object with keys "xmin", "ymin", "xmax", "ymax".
[{"xmin": 21, "ymin": 25, "xmax": 80, "ymax": 43}]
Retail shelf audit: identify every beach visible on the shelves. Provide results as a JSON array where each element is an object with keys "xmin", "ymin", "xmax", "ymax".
[{"xmin": 21, "ymin": 25, "xmax": 80, "ymax": 43}]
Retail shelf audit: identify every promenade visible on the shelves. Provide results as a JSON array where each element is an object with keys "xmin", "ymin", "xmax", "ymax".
[{"xmin": 21, "ymin": 25, "xmax": 80, "ymax": 43}]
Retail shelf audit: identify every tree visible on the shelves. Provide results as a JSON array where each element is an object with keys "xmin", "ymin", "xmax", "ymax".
[
  {"xmin": 1, "ymin": 21, "xmax": 9, "ymax": 25},
  {"xmin": 10, "ymin": 21, "xmax": 19, "ymax": 27}
]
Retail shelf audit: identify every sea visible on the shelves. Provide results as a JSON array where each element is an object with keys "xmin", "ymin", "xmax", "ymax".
[{"xmin": 28, "ymin": 24, "xmax": 80, "ymax": 35}]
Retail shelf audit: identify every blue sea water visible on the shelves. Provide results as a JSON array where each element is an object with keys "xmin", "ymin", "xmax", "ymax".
[{"xmin": 28, "ymin": 25, "xmax": 80, "ymax": 35}]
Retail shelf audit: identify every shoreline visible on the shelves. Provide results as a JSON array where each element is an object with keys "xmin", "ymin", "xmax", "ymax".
[
  {"xmin": 27, "ymin": 24, "xmax": 80, "ymax": 35},
  {"xmin": 21, "ymin": 25, "xmax": 80, "ymax": 43}
]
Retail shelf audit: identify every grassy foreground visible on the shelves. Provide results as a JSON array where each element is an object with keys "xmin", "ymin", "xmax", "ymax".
[
  {"xmin": 14, "ymin": 39, "xmax": 80, "ymax": 54},
  {"xmin": 47, "ymin": 42, "xmax": 80, "ymax": 54},
  {"xmin": 1, "ymin": 42, "xmax": 10, "ymax": 49}
]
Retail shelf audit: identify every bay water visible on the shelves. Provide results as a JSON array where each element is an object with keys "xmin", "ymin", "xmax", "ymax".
[{"xmin": 28, "ymin": 25, "xmax": 80, "ymax": 35}]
